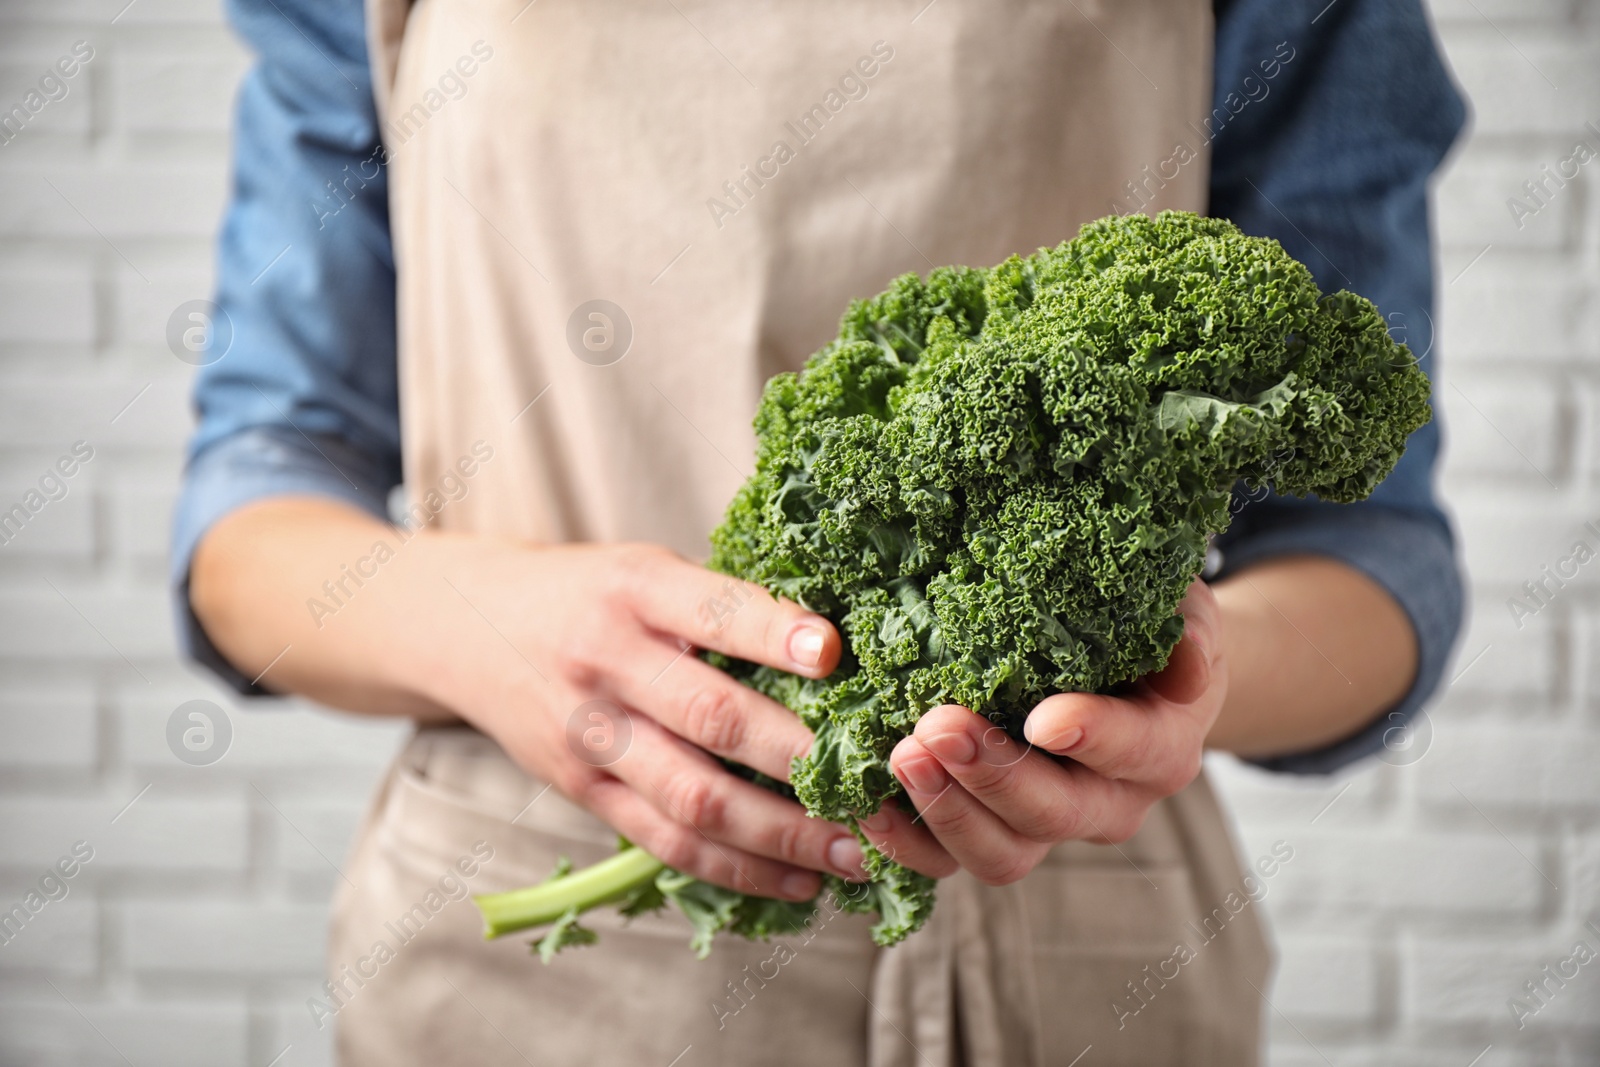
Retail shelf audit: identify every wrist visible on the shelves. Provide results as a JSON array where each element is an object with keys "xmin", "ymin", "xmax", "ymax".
[{"xmin": 376, "ymin": 530, "xmax": 497, "ymax": 714}]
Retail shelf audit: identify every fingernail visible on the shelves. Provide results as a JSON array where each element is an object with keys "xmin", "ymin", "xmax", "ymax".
[
  {"xmin": 921, "ymin": 730, "xmax": 976, "ymax": 765},
  {"xmin": 1033, "ymin": 724, "xmax": 1084, "ymax": 754},
  {"xmin": 858, "ymin": 808, "xmax": 892, "ymax": 833},
  {"xmin": 898, "ymin": 753, "xmax": 949, "ymax": 795},
  {"xmin": 788, "ymin": 624, "xmax": 826, "ymax": 669},
  {"xmin": 781, "ymin": 872, "xmax": 817, "ymax": 900},
  {"xmin": 828, "ymin": 837, "xmax": 866, "ymax": 880}
]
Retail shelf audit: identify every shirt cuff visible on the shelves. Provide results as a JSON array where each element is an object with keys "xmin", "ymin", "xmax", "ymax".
[
  {"xmin": 170, "ymin": 426, "xmax": 396, "ymax": 695},
  {"xmin": 1214, "ymin": 502, "xmax": 1464, "ymax": 775}
]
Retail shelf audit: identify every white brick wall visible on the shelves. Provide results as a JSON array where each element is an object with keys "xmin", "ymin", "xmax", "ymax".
[
  {"xmin": 0, "ymin": 2, "xmax": 1594, "ymax": 1065},
  {"xmin": 0, "ymin": 15, "xmax": 407, "ymax": 1066}
]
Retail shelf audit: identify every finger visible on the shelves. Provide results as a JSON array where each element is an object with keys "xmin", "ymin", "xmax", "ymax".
[
  {"xmin": 623, "ymin": 548, "xmax": 842, "ymax": 678},
  {"xmin": 889, "ymin": 734, "xmax": 1047, "ymax": 886},
  {"xmin": 581, "ymin": 776, "xmax": 821, "ymax": 900},
  {"xmin": 1145, "ymin": 579, "xmax": 1220, "ymax": 705},
  {"xmin": 610, "ymin": 637, "xmax": 815, "ymax": 782},
  {"xmin": 907, "ymin": 712, "xmax": 1156, "ymax": 847},
  {"xmin": 913, "ymin": 704, "xmax": 1110, "ymax": 842},
  {"xmin": 1023, "ymin": 690, "xmax": 1203, "ymax": 794},
  {"xmin": 856, "ymin": 799, "xmax": 959, "ymax": 879},
  {"xmin": 607, "ymin": 715, "xmax": 868, "ymax": 885}
]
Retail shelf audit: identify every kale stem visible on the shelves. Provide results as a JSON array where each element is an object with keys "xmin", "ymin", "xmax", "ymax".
[{"xmin": 473, "ymin": 846, "xmax": 666, "ymax": 939}]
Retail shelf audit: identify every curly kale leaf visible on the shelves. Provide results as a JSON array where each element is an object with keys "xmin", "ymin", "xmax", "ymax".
[
  {"xmin": 533, "ymin": 907, "xmax": 598, "ymax": 963},
  {"xmin": 706, "ymin": 210, "xmax": 1429, "ymax": 940}
]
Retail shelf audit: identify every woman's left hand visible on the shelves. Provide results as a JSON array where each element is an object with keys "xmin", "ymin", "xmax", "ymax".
[{"xmin": 861, "ymin": 578, "xmax": 1226, "ymax": 885}]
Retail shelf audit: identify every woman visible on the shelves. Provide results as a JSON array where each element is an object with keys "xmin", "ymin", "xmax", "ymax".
[{"xmin": 175, "ymin": 0, "xmax": 1465, "ymax": 1062}]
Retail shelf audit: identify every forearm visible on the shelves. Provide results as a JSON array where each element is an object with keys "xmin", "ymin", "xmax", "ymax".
[
  {"xmin": 189, "ymin": 496, "xmax": 483, "ymax": 721},
  {"xmin": 1206, "ymin": 554, "xmax": 1417, "ymax": 758}
]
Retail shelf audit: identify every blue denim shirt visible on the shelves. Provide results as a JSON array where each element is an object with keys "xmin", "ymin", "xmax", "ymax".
[{"xmin": 174, "ymin": 0, "xmax": 1468, "ymax": 774}]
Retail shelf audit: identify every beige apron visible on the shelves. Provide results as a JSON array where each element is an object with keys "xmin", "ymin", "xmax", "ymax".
[{"xmin": 331, "ymin": 0, "xmax": 1272, "ymax": 1063}]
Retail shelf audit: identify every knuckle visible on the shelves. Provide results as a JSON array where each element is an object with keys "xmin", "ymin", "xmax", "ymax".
[
  {"xmin": 1039, "ymin": 800, "xmax": 1086, "ymax": 843},
  {"xmin": 760, "ymin": 601, "xmax": 796, "ymax": 659},
  {"xmin": 554, "ymin": 616, "xmax": 612, "ymax": 688},
  {"xmin": 770, "ymin": 818, "xmax": 810, "ymax": 868},
  {"xmin": 926, "ymin": 796, "xmax": 978, "ymax": 837},
  {"xmin": 696, "ymin": 577, "xmax": 760, "ymax": 639},
  {"xmin": 555, "ymin": 642, "xmax": 603, "ymax": 690},
  {"xmin": 650, "ymin": 828, "xmax": 700, "ymax": 873},
  {"xmin": 1020, "ymin": 812, "xmax": 1069, "ymax": 845},
  {"xmin": 1099, "ymin": 729, "xmax": 1154, "ymax": 782},
  {"xmin": 559, "ymin": 767, "xmax": 602, "ymax": 804},
  {"xmin": 609, "ymin": 543, "xmax": 671, "ymax": 605},
  {"xmin": 1155, "ymin": 750, "xmax": 1203, "ymax": 797},
  {"xmin": 682, "ymin": 685, "xmax": 746, "ymax": 755},
  {"xmin": 618, "ymin": 541, "xmax": 669, "ymax": 572},
  {"xmin": 976, "ymin": 854, "xmax": 1034, "ymax": 887},
  {"xmin": 1100, "ymin": 808, "xmax": 1149, "ymax": 845},
  {"xmin": 664, "ymin": 774, "xmax": 724, "ymax": 832}
]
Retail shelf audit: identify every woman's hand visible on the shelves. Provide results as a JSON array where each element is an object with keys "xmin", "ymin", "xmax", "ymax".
[
  {"xmin": 428, "ymin": 539, "xmax": 873, "ymax": 902},
  {"xmin": 192, "ymin": 499, "xmax": 868, "ymax": 904},
  {"xmin": 861, "ymin": 579, "xmax": 1225, "ymax": 886}
]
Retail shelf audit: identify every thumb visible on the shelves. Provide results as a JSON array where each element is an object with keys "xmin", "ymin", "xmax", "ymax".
[{"xmin": 1146, "ymin": 578, "xmax": 1219, "ymax": 705}]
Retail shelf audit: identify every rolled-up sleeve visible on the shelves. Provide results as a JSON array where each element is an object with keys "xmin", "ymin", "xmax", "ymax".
[
  {"xmin": 171, "ymin": 0, "xmax": 400, "ymax": 695},
  {"xmin": 1208, "ymin": 0, "xmax": 1468, "ymax": 772}
]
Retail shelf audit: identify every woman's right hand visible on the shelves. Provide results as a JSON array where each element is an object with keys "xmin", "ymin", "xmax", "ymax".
[
  {"xmin": 416, "ymin": 538, "xmax": 873, "ymax": 902},
  {"xmin": 191, "ymin": 498, "xmax": 883, "ymax": 902}
]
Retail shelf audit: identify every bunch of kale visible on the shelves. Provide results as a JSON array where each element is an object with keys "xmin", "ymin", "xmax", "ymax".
[{"xmin": 474, "ymin": 210, "xmax": 1431, "ymax": 957}]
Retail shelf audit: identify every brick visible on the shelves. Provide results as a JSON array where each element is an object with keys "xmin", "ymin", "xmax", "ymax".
[
  {"xmin": 1431, "ymin": 0, "xmax": 1577, "ymax": 20},
  {"xmin": 0, "ymin": 681, "xmax": 97, "ymax": 768},
  {"xmin": 1436, "ymin": 155, "xmax": 1576, "ymax": 249},
  {"xmin": 0, "ymin": 373, "xmax": 193, "ymax": 449},
  {"xmin": 0, "ymin": 892, "xmax": 97, "ymax": 973},
  {"xmin": 1442, "ymin": 38, "xmax": 1600, "ymax": 137},
  {"xmin": 0, "ymin": 585, "xmax": 177, "ymax": 663},
  {"xmin": 0, "ymin": 60, "xmax": 94, "ymax": 141},
  {"xmin": 1440, "ymin": 374, "xmax": 1567, "ymax": 480},
  {"xmin": 1255, "ymin": 830, "xmax": 1546, "ymax": 915},
  {"xmin": 267, "ymin": 1001, "xmax": 336, "ymax": 1067},
  {"xmin": 1432, "ymin": 599, "xmax": 1561, "ymax": 702},
  {"xmin": 113, "ymin": 266, "xmax": 214, "ymax": 350},
  {"xmin": 1207, "ymin": 752, "xmax": 1388, "ymax": 826},
  {"xmin": 0, "ymin": 165, "xmax": 227, "ymax": 241},
  {"xmin": 122, "ymin": 900, "xmax": 327, "ymax": 974},
  {"xmin": 0, "ymin": 0, "xmax": 226, "ymax": 24},
  {"xmin": 120, "ymin": 694, "xmax": 408, "ymax": 775},
  {"xmin": 0, "ymin": 269, "xmax": 95, "ymax": 345},
  {"xmin": 271, "ymin": 798, "xmax": 372, "ymax": 879},
  {"xmin": 1417, "ymin": 726, "xmax": 1600, "ymax": 809},
  {"xmin": 0, "ymin": 466, "xmax": 96, "ymax": 558},
  {"xmin": 109, "ymin": 479, "xmax": 174, "ymax": 563},
  {"xmin": 1407, "ymin": 931, "xmax": 1600, "ymax": 1030},
  {"xmin": 1566, "ymin": 831, "xmax": 1600, "ymax": 919},
  {"xmin": 1267, "ymin": 1045, "xmax": 1553, "ymax": 1067},
  {"xmin": 1585, "ymin": 386, "xmax": 1600, "ymax": 487},
  {"xmin": 1582, "ymin": 610, "xmax": 1600, "ymax": 707},
  {"xmin": 1439, "ymin": 270, "xmax": 1598, "ymax": 364},
  {"xmin": 0, "ymin": 794, "xmax": 248, "ymax": 873},
  {"xmin": 117, "ymin": 57, "xmax": 246, "ymax": 134},
  {"xmin": 1450, "ymin": 500, "xmax": 1600, "ymax": 588},
  {"xmin": 0, "ymin": 999, "xmax": 249, "ymax": 1067},
  {"xmin": 1270, "ymin": 936, "xmax": 1380, "ymax": 1023}
]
